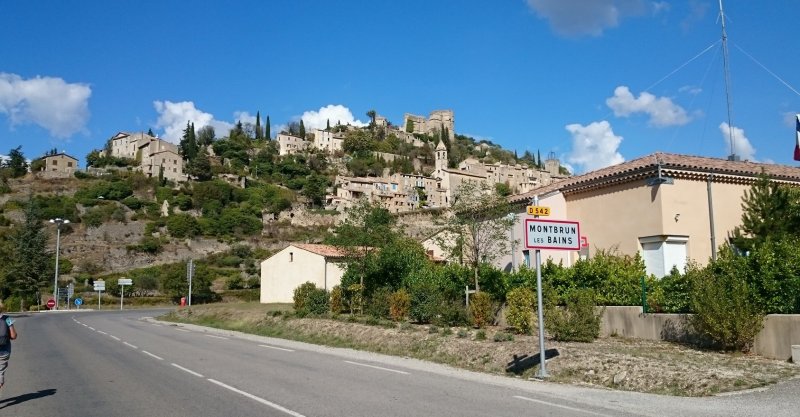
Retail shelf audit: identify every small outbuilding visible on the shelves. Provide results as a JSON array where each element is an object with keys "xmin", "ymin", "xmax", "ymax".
[{"xmin": 260, "ymin": 243, "xmax": 348, "ymax": 304}]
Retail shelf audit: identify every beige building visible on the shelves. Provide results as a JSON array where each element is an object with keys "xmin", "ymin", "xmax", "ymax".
[
  {"xmin": 37, "ymin": 153, "xmax": 79, "ymax": 178},
  {"xmin": 101, "ymin": 131, "xmax": 186, "ymax": 182},
  {"xmin": 260, "ymin": 244, "xmax": 348, "ymax": 304},
  {"xmin": 498, "ymin": 152, "xmax": 800, "ymax": 277},
  {"xmin": 277, "ymin": 133, "xmax": 308, "ymax": 156},
  {"xmin": 403, "ymin": 110, "xmax": 455, "ymax": 141},
  {"xmin": 312, "ymin": 129, "xmax": 344, "ymax": 153}
]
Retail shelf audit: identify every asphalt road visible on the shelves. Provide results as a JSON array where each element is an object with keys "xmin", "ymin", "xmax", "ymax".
[{"xmin": 1, "ymin": 310, "xmax": 798, "ymax": 417}]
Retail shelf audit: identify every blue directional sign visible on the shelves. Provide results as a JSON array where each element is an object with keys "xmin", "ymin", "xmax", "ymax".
[{"xmin": 74, "ymin": 297, "xmax": 83, "ymax": 306}]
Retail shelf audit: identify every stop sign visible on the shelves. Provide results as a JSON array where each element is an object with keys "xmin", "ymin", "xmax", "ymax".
[{"xmin": 46, "ymin": 299, "xmax": 56, "ymax": 309}]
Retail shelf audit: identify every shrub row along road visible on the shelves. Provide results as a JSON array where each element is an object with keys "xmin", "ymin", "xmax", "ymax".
[{"xmin": 4, "ymin": 310, "xmax": 799, "ymax": 417}]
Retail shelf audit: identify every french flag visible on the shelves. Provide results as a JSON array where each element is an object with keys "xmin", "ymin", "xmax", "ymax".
[{"xmin": 796, "ymin": 114, "xmax": 800, "ymax": 161}]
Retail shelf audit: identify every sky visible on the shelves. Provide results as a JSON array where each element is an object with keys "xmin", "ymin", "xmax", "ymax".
[{"xmin": 2, "ymin": 0, "xmax": 800, "ymax": 174}]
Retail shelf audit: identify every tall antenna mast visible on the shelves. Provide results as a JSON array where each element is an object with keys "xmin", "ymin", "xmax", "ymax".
[{"xmin": 719, "ymin": 0, "xmax": 737, "ymax": 160}]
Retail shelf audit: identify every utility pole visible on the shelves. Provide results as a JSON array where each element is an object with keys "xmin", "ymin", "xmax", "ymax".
[
  {"xmin": 187, "ymin": 259, "xmax": 194, "ymax": 306},
  {"xmin": 49, "ymin": 218, "xmax": 70, "ymax": 310}
]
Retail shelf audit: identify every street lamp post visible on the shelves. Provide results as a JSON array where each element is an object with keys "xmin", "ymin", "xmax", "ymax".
[{"xmin": 49, "ymin": 218, "xmax": 70, "ymax": 310}]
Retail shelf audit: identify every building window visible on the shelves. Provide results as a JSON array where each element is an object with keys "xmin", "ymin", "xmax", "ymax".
[
  {"xmin": 639, "ymin": 235, "xmax": 689, "ymax": 278},
  {"xmin": 289, "ymin": 252, "xmax": 294, "ymax": 262},
  {"xmin": 67, "ymin": 161, "xmax": 73, "ymax": 167},
  {"xmin": 52, "ymin": 160, "xmax": 58, "ymax": 165},
  {"xmin": 522, "ymin": 250, "xmax": 531, "ymax": 267}
]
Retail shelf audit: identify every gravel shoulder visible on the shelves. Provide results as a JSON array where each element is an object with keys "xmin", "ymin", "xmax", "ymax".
[{"xmin": 163, "ymin": 303, "xmax": 800, "ymax": 397}]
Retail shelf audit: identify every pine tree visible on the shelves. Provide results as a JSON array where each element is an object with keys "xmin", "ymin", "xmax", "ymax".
[
  {"xmin": 147, "ymin": 128, "xmax": 155, "ymax": 137},
  {"xmin": 266, "ymin": 115, "xmax": 271, "ymax": 139},
  {"xmin": 5, "ymin": 146, "xmax": 28, "ymax": 178},
  {"xmin": 299, "ymin": 120, "xmax": 306, "ymax": 138},
  {"xmin": 255, "ymin": 111, "xmax": 263, "ymax": 139},
  {"xmin": 188, "ymin": 148, "xmax": 213, "ymax": 181},
  {"xmin": 9, "ymin": 198, "xmax": 52, "ymax": 300},
  {"xmin": 731, "ymin": 173, "xmax": 800, "ymax": 252}
]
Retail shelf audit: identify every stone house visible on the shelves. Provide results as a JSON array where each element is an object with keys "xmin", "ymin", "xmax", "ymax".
[
  {"xmin": 277, "ymin": 133, "xmax": 308, "ymax": 156},
  {"xmin": 101, "ymin": 131, "xmax": 186, "ymax": 182},
  {"xmin": 36, "ymin": 153, "xmax": 79, "ymax": 179}
]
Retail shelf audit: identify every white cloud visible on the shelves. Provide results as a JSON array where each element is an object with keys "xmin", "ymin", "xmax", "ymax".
[
  {"xmin": 565, "ymin": 120, "xmax": 625, "ymax": 172},
  {"xmin": 233, "ymin": 111, "xmax": 257, "ymax": 125},
  {"xmin": 0, "ymin": 72, "xmax": 91, "ymax": 137},
  {"xmin": 526, "ymin": 0, "xmax": 646, "ymax": 37},
  {"xmin": 678, "ymin": 85, "xmax": 702, "ymax": 95},
  {"xmin": 299, "ymin": 104, "xmax": 366, "ymax": 130},
  {"xmin": 719, "ymin": 122, "xmax": 756, "ymax": 161},
  {"xmin": 606, "ymin": 86, "xmax": 690, "ymax": 127},
  {"xmin": 153, "ymin": 101, "xmax": 234, "ymax": 143}
]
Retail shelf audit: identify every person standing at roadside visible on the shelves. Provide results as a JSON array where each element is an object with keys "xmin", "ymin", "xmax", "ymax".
[{"xmin": 0, "ymin": 307, "xmax": 18, "ymax": 390}]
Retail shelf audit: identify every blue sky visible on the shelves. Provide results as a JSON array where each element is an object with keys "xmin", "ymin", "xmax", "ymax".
[{"xmin": 2, "ymin": 0, "xmax": 800, "ymax": 173}]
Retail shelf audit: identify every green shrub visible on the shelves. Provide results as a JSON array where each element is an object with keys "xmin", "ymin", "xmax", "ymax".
[
  {"xmin": 408, "ymin": 280, "xmax": 443, "ymax": 324},
  {"xmin": 330, "ymin": 285, "xmax": 344, "ymax": 315},
  {"xmin": 166, "ymin": 214, "xmax": 200, "ymax": 238},
  {"xmin": 506, "ymin": 287, "xmax": 535, "ymax": 334},
  {"xmin": 689, "ymin": 248, "xmax": 764, "ymax": 351},
  {"xmin": 345, "ymin": 284, "xmax": 364, "ymax": 315},
  {"xmin": 474, "ymin": 329, "xmax": 486, "ymax": 341},
  {"xmin": 547, "ymin": 289, "xmax": 602, "ymax": 342},
  {"xmin": 388, "ymin": 288, "xmax": 410, "ymax": 321},
  {"xmin": 428, "ymin": 325, "xmax": 439, "ymax": 334},
  {"xmin": 493, "ymin": 331, "xmax": 514, "ymax": 342},
  {"xmin": 293, "ymin": 282, "xmax": 317, "ymax": 313},
  {"xmin": 469, "ymin": 292, "xmax": 493, "ymax": 328},
  {"xmin": 434, "ymin": 301, "xmax": 469, "ymax": 327},
  {"xmin": 127, "ymin": 236, "xmax": 163, "ymax": 254},
  {"xmin": 440, "ymin": 327, "xmax": 453, "ymax": 336},
  {"xmin": 568, "ymin": 249, "xmax": 645, "ymax": 306},
  {"xmin": 366, "ymin": 287, "xmax": 392, "ymax": 319},
  {"xmin": 305, "ymin": 288, "xmax": 330, "ymax": 315},
  {"xmin": 226, "ymin": 276, "xmax": 244, "ymax": 290},
  {"xmin": 457, "ymin": 328, "xmax": 469, "ymax": 338}
]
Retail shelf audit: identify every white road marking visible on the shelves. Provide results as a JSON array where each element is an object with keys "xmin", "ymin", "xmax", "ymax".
[
  {"xmin": 176, "ymin": 328, "xmax": 190, "ymax": 332},
  {"xmin": 97, "ymin": 331, "xmax": 107, "ymax": 335},
  {"xmin": 142, "ymin": 351, "xmax": 164, "ymax": 361},
  {"xmin": 110, "ymin": 335, "xmax": 121, "ymax": 341},
  {"xmin": 82, "ymin": 324, "xmax": 88, "ymax": 327},
  {"xmin": 123, "ymin": 342, "xmax": 138, "ymax": 349},
  {"xmin": 207, "ymin": 379, "xmax": 306, "ymax": 417},
  {"xmin": 204, "ymin": 334, "xmax": 228, "ymax": 340},
  {"xmin": 258, "ymin": 344, "xmax": 295, "ymax": 352},
  {"xmin": 513, "ymin": 396, "xmax": 613, "ymax": 417},
  {"xmin": 88, "ymin": 327, "xmax": 95, "ymax": 331},
  {"xmin": 171, "ymin": 363, "xmax": 204, "ymax": 378},
  {"xmin": 344, "ymin": 360, "xmax": 409, "ymax": 375}
]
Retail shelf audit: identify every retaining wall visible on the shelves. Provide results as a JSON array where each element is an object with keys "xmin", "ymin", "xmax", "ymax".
[{"xmin": 601, "ymin": 306, "xmax": 800, "ymax": 360}]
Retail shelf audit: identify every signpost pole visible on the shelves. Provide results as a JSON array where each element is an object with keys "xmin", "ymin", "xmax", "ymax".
[
  {"xmin": 533, "ymin": 195, "xmax": 549, "ymax": 378},
  {"xmin": 187, "ymin": 259, "xmax": 193, "ymax": 307},
  {"xmin": 120, "ymin": 284, "xmax": 124, "ymax": 310}
]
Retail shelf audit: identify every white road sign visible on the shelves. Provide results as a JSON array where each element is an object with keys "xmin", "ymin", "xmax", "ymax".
[
  {"xmin": 93, "ymin": 280, "xmax": 106, "ymax": 291},
  {"xmin": 118, "ymin": 279, "xmax": 133, "ymax": 286},
  {"xmin": 524, "ymin": 219, "xmax": 581, "ymax": 250}
]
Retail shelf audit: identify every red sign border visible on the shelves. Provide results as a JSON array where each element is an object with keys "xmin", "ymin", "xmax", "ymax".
[{"xmin": 524, "ymin": 218, "xmax": 581, "ymax": 250}]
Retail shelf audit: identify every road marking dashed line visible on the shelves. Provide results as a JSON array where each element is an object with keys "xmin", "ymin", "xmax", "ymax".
[
  {"xmin": 513, "ymin": 396, "xmax": 613, "ymax": 417},
  {"xmin": 88, "ymin": 327, "xmax": 96, "ymax": 331},
  {"xmin": 258, "ymin": 344, "xmax": 295, "ymax": 352},
  {"xmin": 171, "ymin": 363, "xmax": 204, "ymax": 377},
  {"xmin": 142, "ymin": 351, "xmax": 163, "ymax": 360},
  {"xmin": 124, "ymin": 342, "xmax": 138, "ymax": 349},
  {"xmin": 97, "ymin": 331, "xmax": 107, "ymax": 335},
  {"xmin": 110, "ymin": 335, "xmax": 121, "ymax": 341},
  {"xmin": 204, "ymin": 334, "xmax": 228, "ymax": 340},
  {"xmin": 207, "ymin": 379, "xmax": 306, "ymax": 417},
  {"xmin": 176, "ymin": 329, "xmax": 190, "ymax": 332},
  {"xmin": 344, "ymin": 361, "xmax": 409, "ymax": 375}
]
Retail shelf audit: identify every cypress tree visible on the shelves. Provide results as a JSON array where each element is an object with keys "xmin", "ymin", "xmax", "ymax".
[
  {"xmin": 179, "ymin": 121, "xmax": 198, "ymax": 161},
  {"xmin": 299, "ymin": 120, "xmax": 306, "ymax": 138},
  {"xmin": 147, "ymin": 128, "xmax": 155, "ymax": 137},
  {"xmin": 255, "ymin": 111, "xmax": 263, "ymax": 139},
  {"xmin": 326, "ymin": 119, "xmax": 331, "ymax": 131},
  {"xmin": 537, "ymin": 150, "xmax": 542, "ymax": 169},
  {"xmin": 266, "ymin": 115, "xmax": 271, "ymax": 139}
]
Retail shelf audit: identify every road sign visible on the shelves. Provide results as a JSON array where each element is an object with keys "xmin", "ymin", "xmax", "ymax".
[
  {"xmin": 580, "ymin": 236, "xmax": 589, "ymax": 248},
  {"xmin": 524, "ymin": 218, "xmax": 581, "ymax": 250},
  {"xmin": 118, "ymin": 278, "xmax": 132, "ymax": 286},
  {"xmin": 67, "ymin": 283, "xmax": 75, "ymax": 298},
  {"xmin": 526, "ymin": 205, "xmax": 551, "ymax": 216},
  {"xmin": 74, "ymin": 298, "xmax": 83, "ymax": 306},
  {"xmin": 46, "ymin": 298, "xmax": 56, "ymax": 309}
]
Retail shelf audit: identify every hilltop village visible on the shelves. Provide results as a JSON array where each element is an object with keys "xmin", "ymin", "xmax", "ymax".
[{"xmin": 36, "ymin": 109, "xmax": 568, "ymax": 214}]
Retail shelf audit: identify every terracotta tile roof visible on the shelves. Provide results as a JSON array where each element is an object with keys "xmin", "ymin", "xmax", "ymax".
[
  {"xmin": 510, "ymin": 152, "xmax": 800, "ymax": 204},
  {"xmin": 294, "ymin": 243, "xmax": 349, "ymax": 258}
]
